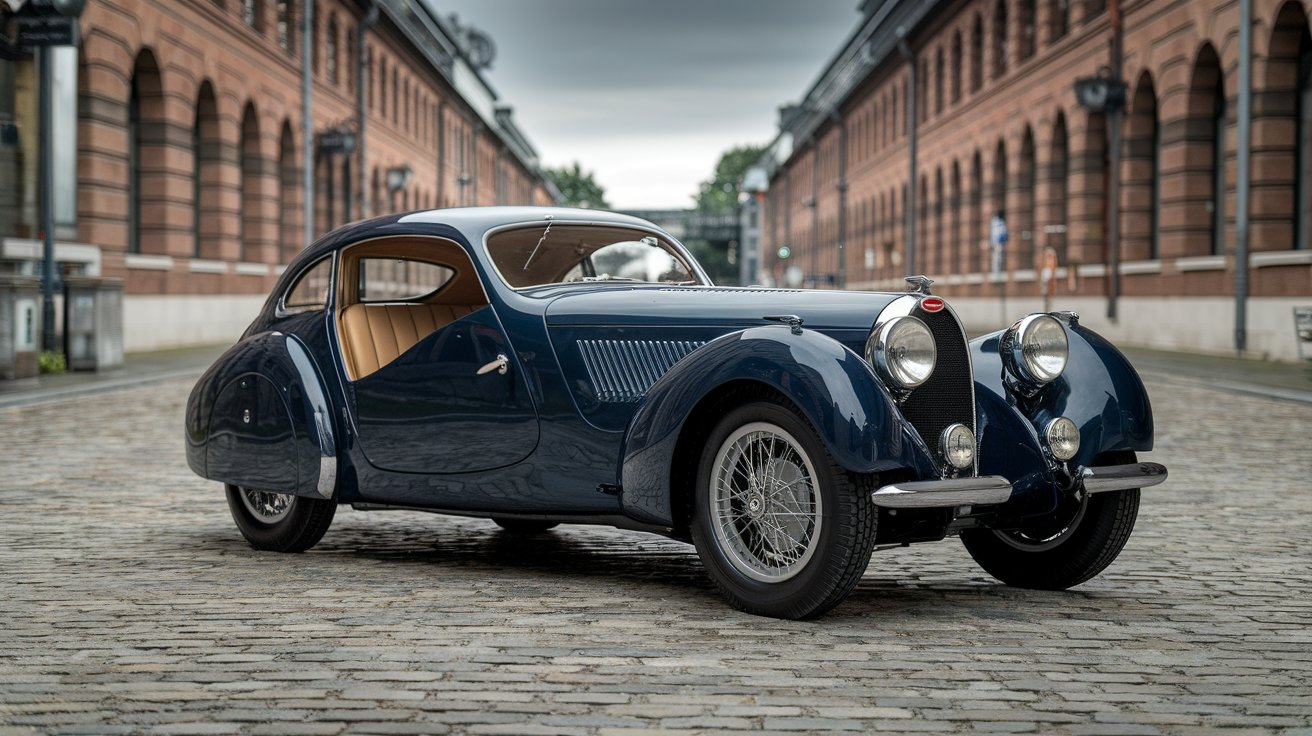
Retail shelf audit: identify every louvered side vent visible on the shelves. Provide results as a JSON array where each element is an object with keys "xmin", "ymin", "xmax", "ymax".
[
  {"xmin": 577, "ymin": 339, "xmax": 707, "ymax": 403},
  {"xmin": 898, "ymin": 307, "xmax": 976, "ymax": 472}
]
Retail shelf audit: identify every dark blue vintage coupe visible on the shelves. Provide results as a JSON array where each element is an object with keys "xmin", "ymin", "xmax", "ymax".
[{"xmin": 186, "ymin": 206, "xmax": 1166, "ymax": 619}]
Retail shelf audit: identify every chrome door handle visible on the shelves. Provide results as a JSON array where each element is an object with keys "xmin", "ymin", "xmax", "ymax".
[{"xmin": 477, "ymin": 353, "xmax": 509, "ymax": 376}]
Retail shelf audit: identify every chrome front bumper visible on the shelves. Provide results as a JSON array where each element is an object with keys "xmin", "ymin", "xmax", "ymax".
[
  {"xmin": 1080, "ymin": 462, "xmax": 1168, "ymax": 494},
  {"xmin": 870, "ymin": 462, "xmax": 1168, "ymax": 509}
]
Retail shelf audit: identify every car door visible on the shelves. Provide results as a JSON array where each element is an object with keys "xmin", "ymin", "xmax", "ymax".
[{"xmin": 337, "ymin": 242, "xmax": 539, "ymax": 475}]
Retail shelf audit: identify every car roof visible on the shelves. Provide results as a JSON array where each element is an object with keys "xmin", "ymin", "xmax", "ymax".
[{"xmin": 399, "ymin": 206, "xmax": 659, "ymax": 232}]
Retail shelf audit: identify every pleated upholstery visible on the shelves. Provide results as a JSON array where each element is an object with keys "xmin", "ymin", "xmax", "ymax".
[{"xmin": 340, "ymin": 303, "xmax": 481, "ymax": 379}]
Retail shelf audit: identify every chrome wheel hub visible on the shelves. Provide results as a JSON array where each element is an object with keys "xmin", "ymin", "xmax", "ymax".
[
  {"xmin": 239, "ymin": 487, "xmax": 294, "ymax": 523},
  {"xmin": 710, "ymin": 421, "xmax": 823, "ymax": 583}
]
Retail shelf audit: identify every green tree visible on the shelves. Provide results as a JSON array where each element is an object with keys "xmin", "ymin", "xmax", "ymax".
[
  {"xmin": 694, "ymin": 144, "xmax": 767, "ymax": 212},
  {"xmin": 543, "ymin": 162, "xmax": 609, "ymax": 209}
]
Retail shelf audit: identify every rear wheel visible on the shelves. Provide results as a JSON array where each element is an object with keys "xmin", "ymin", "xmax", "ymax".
[
  {"xmin": 226, "ymin": 485, "xmax": 336, "ymax": 553},
  {"xmin": 492, "ymin": 518, "xmax": 559, "ymax": 533},
  {"xmin": 690, "ymin": 401, "xmax": 878, "ymax": 620},
  {"xmin": 960, "ymin": 453, "xmax": 1141, "ymax": 590}
]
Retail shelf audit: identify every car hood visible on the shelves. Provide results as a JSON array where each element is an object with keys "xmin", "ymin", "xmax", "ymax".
[{"xmin": 542, "ymin": 285, "xmax": 903, "ymax": 332}]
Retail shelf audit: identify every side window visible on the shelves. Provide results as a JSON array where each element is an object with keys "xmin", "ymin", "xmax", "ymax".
[
  {"xmin": 283, "ymin": 257, "xmax": 333, "ymax": 313},
  {"xmin": 357, "ymin": 257, "xmax": 454, "ymax": 302}
]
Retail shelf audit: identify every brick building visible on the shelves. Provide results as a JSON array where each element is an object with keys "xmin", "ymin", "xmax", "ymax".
[
  {"xmin": 1, "ymin": 0, "xmax": 555, "ymax": 351},
  {"xmin": 758, "ymin": 0, "xmax": 1312, "ymax": 360}
]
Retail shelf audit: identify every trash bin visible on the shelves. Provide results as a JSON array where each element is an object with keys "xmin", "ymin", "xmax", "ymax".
[
  {"xmin": 0, "ymin": 273, "xmax": 42, "ymax": 380},
  {"xmin": 63, "ymin": 276, "xmax": 124, "ymax": 372}
]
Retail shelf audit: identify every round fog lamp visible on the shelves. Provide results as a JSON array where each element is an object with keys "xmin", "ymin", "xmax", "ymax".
[
  {"xmin": 940, "ymin": 423, "xmax": 976, "ymax": 470},
  {"xmin": 1045, "ymin": 417, "xmax": 1080, "ymax": 461}
]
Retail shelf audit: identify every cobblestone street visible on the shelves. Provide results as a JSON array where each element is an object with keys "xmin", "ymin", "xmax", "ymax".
[{"xmin": 1, "ymin": 369, "xmax": 1310, "ymax": 735}]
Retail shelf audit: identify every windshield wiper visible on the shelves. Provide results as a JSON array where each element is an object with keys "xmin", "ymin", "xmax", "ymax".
[{"xmin": 522, "ymin": 215, "xmax": 554, "ymax": 271}]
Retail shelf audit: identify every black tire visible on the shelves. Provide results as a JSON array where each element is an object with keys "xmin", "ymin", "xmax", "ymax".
[
  {"xmin": 225, "ymin": 484, "xmax": 336, "ymax": 553},
  {"xmin": 690, "ymin": 401, "xmax": 878, "ymax": 620},
  {"xmin": 492, "ymin": 518, "xmax": 559, "ymax": 533},
  {"xmin": 960, "ymin": 453, "xmax": 1141, "ymax": 590}
]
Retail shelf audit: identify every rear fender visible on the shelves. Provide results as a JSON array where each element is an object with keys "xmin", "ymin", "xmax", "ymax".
[
  {"xmin": 185, "ymin": 332, "xmax": 337, "ymax": 498},
  {"xmin": 619, "ymin": 325, "xmax": 934, "ymax": 526}
]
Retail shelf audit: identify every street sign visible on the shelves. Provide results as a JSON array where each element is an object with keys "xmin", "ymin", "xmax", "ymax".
[
  {"xmin": 16, "ymin": 14, "xmax": 78, "ymax": 47},
  {"xmin": 317, "ymin": 129, "xmax": 357, "ymax": 156}
]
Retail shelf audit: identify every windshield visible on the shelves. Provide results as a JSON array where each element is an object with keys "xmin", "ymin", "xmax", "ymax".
[{"xmin": 486, "ymin": 223, "xmax": 703, "ymax": 290}]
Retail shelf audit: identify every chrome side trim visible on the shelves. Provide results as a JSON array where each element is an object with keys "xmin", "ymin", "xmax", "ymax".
[
  {"xmin": 871, "ymin": 475, "xmax": 1013, "ymax": 509},
  {"xmin": 316, "ymin": 456, "xmax": 337, "ymax": 499},
  {"xmin": 1080, "ymin": 462, "xmax": 1167, "ymax": 494}
]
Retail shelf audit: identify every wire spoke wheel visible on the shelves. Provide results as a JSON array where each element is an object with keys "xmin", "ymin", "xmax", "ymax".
[
  {"xmin": 238, "ymin": 487, "xmax": 295, "ymax": 524},
  {"xmin": 710, "ymin": 421, "xmax": 823, "ymax": 583}
]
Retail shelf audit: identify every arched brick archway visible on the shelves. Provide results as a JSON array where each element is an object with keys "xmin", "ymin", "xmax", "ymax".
[
  {"xmin": 1016, "ymin": 126, "xmax": 1037, "ymax": 269},
  {"xmin": 278, "ymin": 120, "xmax": 300, "ymax": 263},
  {"xmin": 949, "ymin": 159, "xmax": 962, "ymax": 274},
  {"xmin": 1124, "ymin": 71, "xmax": 1160, "ymax": 262},
  {"xmin": 239, "ymin": 102, "xmax": 275, "ymax": 263},
  {"xmin": 193, "ymin": 81, "xmax": 222, "ymax": 260},
  {"xmin": 1043, "ymin": 112, "xmax": 1069, "ymax": 265},
  {"xmin": 128, "ymin": 49, "xmax": 166, "ymax": 255},
  {"xmin": 1254, "ymin": 1, "xmax": 1312, "ymax": 252},
  {"xmin": 1176, "ymin": 43, "xmax": 1227, "ymax": 259}
]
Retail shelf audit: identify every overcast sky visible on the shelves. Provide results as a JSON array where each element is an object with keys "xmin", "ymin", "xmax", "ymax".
[{"xmin": 430, "ymin": 0, "xmax": 860, "ymax": 210}]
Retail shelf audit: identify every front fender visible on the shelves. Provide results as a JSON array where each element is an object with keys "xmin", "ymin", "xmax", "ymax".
[
  {"xmin": 185, "ymin": 332, "xmax": 338, "ymax": 498},
  {"xmin": 619, "ymin": 325, "xmax": 935, "ymax": 526},
  {"xmin": 970, "ymin": 318, "xmax": 1155, "ymax": 516}
]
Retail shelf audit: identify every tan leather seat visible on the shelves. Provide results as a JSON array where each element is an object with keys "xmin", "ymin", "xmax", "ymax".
[{"xmin": 341, "ymin": 303, "xmax": 481, "ymax": 379}]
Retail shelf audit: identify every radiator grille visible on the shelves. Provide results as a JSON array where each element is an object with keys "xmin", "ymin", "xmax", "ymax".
[
  {"xmin": 898, "ymin": 305, "xmax": 975, "ymax": 471},
  {"xmin": 578, "ymin": 339, "xmax": 706, "ymax": 403}
]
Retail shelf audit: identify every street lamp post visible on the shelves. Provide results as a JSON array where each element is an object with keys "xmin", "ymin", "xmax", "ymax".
[{"xmin": 1074, "ymin": 68, "xmax": 1127, "ymax": 322}]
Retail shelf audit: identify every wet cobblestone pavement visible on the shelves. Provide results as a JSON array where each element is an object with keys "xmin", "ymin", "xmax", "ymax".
[{"xmin": 1, "ymin": 371, "xmax": 1310, "ymax": 735}]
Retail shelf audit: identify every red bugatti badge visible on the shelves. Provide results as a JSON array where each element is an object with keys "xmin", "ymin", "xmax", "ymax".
[{"xmin": 920, "ymin": 297, "xmax": 945, "ymax": 313}]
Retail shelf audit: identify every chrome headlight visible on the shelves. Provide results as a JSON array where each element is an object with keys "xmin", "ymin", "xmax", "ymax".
[
  {"xmin": 866, "ymin": 316, "xmax": 937, "ymax": 390},
  {"xmin": 1002, "ymin": 314, "xmax": 1068, "ymax": 385},
  {"xmin": 940, "ymin": 423, "xmax": 976, "ymax": 470},
  {"xmin": 1044, "ymin": 417, "xmax": 1080, "ymax": 461}
]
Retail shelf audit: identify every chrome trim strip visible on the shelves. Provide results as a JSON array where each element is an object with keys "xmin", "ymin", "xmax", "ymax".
[
  {"xmin": 1080, "ymin": 462, "xmax": 1167, "ymax": 494},
  {"xmin": 871, "ymin": 475, "xmax": 1013, "ymax": 509}
]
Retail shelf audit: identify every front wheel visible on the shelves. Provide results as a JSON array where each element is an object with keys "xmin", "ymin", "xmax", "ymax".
[
  {"xmin": 960, "ymin": 457, "xmax": 1141, "ymax": 590},
  {"xmin": 226, "ymin": 485, "xmax": 336, "ymax": 553},
  {"xmin": 690, "ymin": 401, "xmax": 878, "ymax": 620}
]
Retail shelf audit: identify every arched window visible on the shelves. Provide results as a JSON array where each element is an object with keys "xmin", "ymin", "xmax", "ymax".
[
  {"xmin": 341, "ymin": 158, "xmax": 353, "ymax": 225},
  {"xmin": 1018, "ymin": 127, "xmax": 1036, "ymax": 267},
  {"xmin": 240, "ymin": 103, "xmax": 261, "ymax": 262},
  {"xmin": 1050, "ymin": 112, "xmax": 1069, "ymax": 264},
  {"xmin": 935, "ymin": 46, "xmax": 945, "ymax": 116},
  {"xmin": 326, "ymin": 15, "xmax": 339, "ymax": 85},
  {"xmin": 279, "ymin": 121, "xmax": 298, "ymax": 262},
  {"xmin": 992, "ymin": 140, "xmax": 1007, "ymax": 271},
  {"xmin": 950, "ymin": 160, "xmax": 962, "ymax": 273},
  {"xmin": 276, "ymin": 0, "xmax": 293, "ymax": 53},
  {"xmin": 243, "ymin": 0, "xmax": 261, "ymax": 31},
  {"xmin": 377, "ymin": 56, "xmax": 386, "ymax": 112},
  {"xmin": 1189, "ymin": 44, "xmax": 1226, "ymax": 258},
  {"xmin": 1129, "ymin": 73, "xmax": 1161, "ymax": 260},
  {"xmin": 992, "ymin": 0, "xmax": 1008, "ymax": 79},
  {"xmin": 345, "ymin": 32, "xmax": 355, "ymax": 93},
  {"xmin": 971, "ymin": 151, "xmax": 984, "ymax": 272},
  {"xmin": 933, "ymin": 167, "xmax": 944, "ymax": 275},
  {"xmin": 1050, "ymin": 0, "xmax": 1069, "ymax": 43},
  {"xmin": 950, "ymin": 31, "xmax": 963, "ymax": 104},
  {"xmin": 192, "ymin": 82, "xmax": 220, "ymax": 259},
  {"xmin": 392, "ymin": 67, "xmax": 398, "ymax": 124},
  {"xmin": 1019, "ymin": 0, "xmax": 1036, "ymax": 61},
  {"xmin": 128, "ymin": 50, "xmax": 164, "ymax": 255},
  {"xmin": 971, "ymin": 15, "xmax": 984, "ymax": 92}
]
